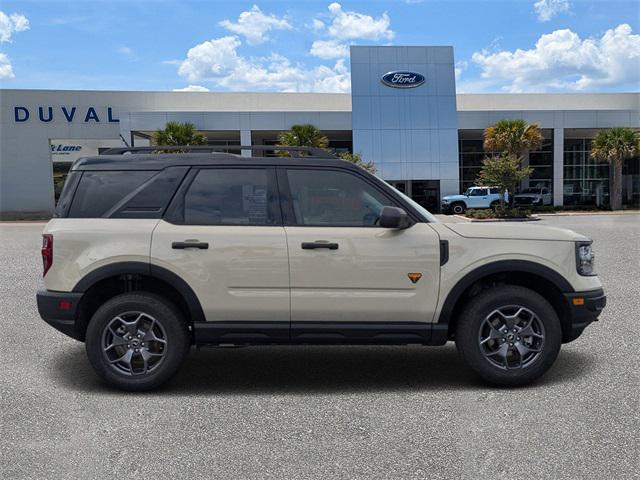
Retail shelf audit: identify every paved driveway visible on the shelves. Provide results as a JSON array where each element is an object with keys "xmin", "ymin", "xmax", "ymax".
[{"xmin": 1, "ymin": 215, "xmax": 638, "ymax": 479}]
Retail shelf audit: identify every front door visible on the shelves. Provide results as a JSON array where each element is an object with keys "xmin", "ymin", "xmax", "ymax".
[
  {"xmin": 280, "ymin": 167, "xmax": 441, "ymax": 342},
  {"xmin": 150, "ymin": 167, "xmax": 290, "ymax": 340}
]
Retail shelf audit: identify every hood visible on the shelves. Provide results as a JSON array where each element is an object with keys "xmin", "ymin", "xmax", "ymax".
[
  {"xmin": 445, "ymin": 222, "xmax": 589, "ymax": 242},
  {"xmin": 442, "ymin": 194, "xmax": 466, "ymax": 201},
  {"xmin": 515, "ymin": 193, "xmax": 540, "ymax": 198}
]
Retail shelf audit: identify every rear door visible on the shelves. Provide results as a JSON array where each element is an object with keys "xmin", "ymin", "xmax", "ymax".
[
  {"xmin": 151, "ymin": 167, "xmax": 290, "ymax": 338},
  {"xmin": 280, "ymin": 167, "xmax": 441, "ymax": 341}
]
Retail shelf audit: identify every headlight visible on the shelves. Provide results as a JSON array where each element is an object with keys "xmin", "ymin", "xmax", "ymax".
[{"xmin": 576, "ymin": 241, "xmax": 596, "ymax": 276}]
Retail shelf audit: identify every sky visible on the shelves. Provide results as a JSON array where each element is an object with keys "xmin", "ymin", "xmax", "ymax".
[{"xmin": 0, "ymin": 0, "xmax": 638, "ymax": 93}]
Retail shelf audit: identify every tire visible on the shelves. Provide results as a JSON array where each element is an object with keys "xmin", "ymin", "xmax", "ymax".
[
  {"xmin": 451, "ymin": 202, "xmax": 466, "ymax": 215},
  {"xmin": 85, "ymin": 292, "xmax": 191, "ymax": 391},
  {"xmin": 455, "ymin": 285, "xmax": 562, "ymax": 386}
]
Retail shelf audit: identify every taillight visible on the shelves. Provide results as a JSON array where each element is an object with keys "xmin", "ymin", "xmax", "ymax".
[{"xmin": 42, "ymin": 234, "xmax": 53, "ymax": 277}]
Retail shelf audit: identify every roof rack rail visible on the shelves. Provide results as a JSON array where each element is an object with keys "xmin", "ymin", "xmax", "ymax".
[{"xmin": 100, "ymin": 145, "xmax": 338, "ymax": 159}]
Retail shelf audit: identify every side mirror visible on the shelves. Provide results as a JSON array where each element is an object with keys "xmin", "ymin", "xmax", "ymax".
[{"xmin": 379, "ymin": 206, "xmax": 411, "ymax": 229}]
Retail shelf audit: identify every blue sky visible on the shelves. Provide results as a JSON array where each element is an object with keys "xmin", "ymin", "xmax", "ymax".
[{"xmin": 0, "ymin": 0, "xmax": 638, "ymax": 93}]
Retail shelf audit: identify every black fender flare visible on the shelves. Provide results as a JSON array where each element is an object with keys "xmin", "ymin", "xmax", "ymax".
[
  {"xmin": 72, "ymin": 261, "xmax": 206, "ymax": 323},
  {"xmin": 437, "ymin": 259, "xmax": 574, "ymax": 326}
]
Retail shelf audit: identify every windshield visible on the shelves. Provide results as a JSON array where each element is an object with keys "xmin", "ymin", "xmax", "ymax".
[
  {"xmin": 386, "ymin": 184, "xmax": 439, "ymax": 223},
  {"xmin": 520, "ymin": 188, "xmax": 539, "ymax": 194}
]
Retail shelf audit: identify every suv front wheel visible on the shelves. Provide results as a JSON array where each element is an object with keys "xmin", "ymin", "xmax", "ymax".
[
  {"xmin": 451, "ymin": 202, "xmax": 466, "ymax": 215},
  {"xmin": 455, "ymin": 285, "xmax": 562, "ymax": 386},
  {"xmin": 85, "ymin": 292, "xmax": 191, "ymax": 391}
]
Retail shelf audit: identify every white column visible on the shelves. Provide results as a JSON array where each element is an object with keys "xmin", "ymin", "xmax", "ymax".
[
  {"xmin": 240, "ymin": 130, "xmax": 251, "ymax": 157},
  {"xmin": 521, "ymin": 153, "xmax": 530, "ymax": 189},
  {"xmin": 553, "ymin": 128, "xmax": 564, "ymax": 206}
]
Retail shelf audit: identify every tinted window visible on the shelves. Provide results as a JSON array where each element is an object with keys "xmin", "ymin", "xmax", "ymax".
[
  {"xmin": 111, "ymin": 167, "xmax": 188, "ymax": 218},
  {"xmin": 68, "ymin": 171, "xmax": 156, "ymax": 218},
  {"xmin": 184, "ymin": 169, "xmax": 274, "ymax": 225},
  {"xmin": 286, "ymin": 169, "xmax": 394, "ymax": 226},
  {"xmin": 468, "ymin": 188, "xmax": 486, "ymax": 196},
  {"xmin": 489, "ymin": 188, "xmax": 500, "ymax": 194},
  {"xmin": 54, "ymin": 171, "xmax": 81, "ymax": 217}
]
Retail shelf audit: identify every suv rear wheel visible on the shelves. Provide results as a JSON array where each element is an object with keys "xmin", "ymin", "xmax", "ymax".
[
  {"xmin": 85, "ymin": 292, "xmax": 190, "ymax": 391},
  {"xmin": 455, "ymin": 285, "xmax": 561, "ymax": 386}
]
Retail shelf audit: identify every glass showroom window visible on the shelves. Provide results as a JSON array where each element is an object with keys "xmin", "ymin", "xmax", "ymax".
[
  {"xmin": 563, "ymin": 138, "xmax": 610, "ymax": 207},
  {"xmin": 528, "ymin": 137, "xmax": 554, "ymax": 190},
  {"xmin": 459, "ymin": 135, "xmax": 553, "ymax": 194}
]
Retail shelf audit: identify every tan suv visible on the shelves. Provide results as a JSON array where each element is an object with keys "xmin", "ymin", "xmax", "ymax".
[{"xmin": 37, "ymin": 146, "xmax": 606, "ymax": 390}]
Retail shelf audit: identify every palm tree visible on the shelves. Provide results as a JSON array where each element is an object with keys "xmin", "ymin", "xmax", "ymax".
[
  {"xmin": 153, "ymin": 122, "xmax": 207, "ymax": 148},
  {"xmin": 590, "ymin": 127, "xmax": 640, "ymax": 210},
  {"xmin": 277, "ymin": 124, "xmax": 329, "ymax": 155},
  {"xmin": 483, "ymin": 119, "xmax": 544, "ymax": 160},
  {"xmin": 338, "ymin": 151, "xmax": 377, "ymax": 174}
]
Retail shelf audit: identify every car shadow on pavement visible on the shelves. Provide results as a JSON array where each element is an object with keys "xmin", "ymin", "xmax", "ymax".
[{"xmin": 51, "ymin": 344, "xmax": 596, "ymax": 395}]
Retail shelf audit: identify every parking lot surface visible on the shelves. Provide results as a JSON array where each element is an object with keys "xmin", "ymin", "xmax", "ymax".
[{"xmin": 1, "ymin": 215, "xmax": 638, "ymax": 479}]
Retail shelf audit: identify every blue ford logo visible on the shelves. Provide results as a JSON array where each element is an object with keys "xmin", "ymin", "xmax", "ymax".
[{"xmin": 381, "ymin": 71, "xmax": 425, "ymax": 88}]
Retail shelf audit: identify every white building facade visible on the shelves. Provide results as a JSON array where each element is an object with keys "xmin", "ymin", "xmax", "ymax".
[{"xmin": 1, "ymin": 46, "xmax": 638, "ymax": 216}]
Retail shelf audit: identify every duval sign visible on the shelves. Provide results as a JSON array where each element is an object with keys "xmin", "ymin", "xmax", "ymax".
[
  {"xmin": 381, "ymin": 71, "xmax": 425, "ymax": 88},
  {"xmin": 14, "ymin": 106, "xmax": 119, "ymax": 123}
]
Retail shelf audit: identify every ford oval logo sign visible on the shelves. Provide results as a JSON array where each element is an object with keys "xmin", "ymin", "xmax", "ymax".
[{"xmin": 381, "ymin": 71, "xmax": 425, "ymax": 88}]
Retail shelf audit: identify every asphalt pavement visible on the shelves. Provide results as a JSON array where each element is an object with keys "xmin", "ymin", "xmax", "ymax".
[{"xmin": 1, "ymin": 215, "xmax": 638, "ymax": 479}]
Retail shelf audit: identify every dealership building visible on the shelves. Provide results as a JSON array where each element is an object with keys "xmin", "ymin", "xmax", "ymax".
[{"xmin": 1, "ymin": 45, "xmax": 638, "ymax": 216}]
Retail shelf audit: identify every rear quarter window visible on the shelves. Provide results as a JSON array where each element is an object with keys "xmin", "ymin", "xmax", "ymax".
[{"xmin": 68, "ymin": 171, "xmax": 156, "ymax": 218}]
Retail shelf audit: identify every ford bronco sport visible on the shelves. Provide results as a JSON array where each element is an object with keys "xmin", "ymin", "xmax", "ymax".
[{"xmin": 37, "ymin": 146, "xmax": 606, "ymax": 390}]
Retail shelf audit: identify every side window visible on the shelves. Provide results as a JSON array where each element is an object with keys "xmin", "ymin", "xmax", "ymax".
[
  {"xmin": 286, "ymin": 169, "xmax": 394, "ymax": 226},
  {"xmin": 489, "ymin": 188, "xmax": 500, "ymax": 194},
  {"xmin": 542, "ymin": 188, "xmax": 549, "ymax": 194},
  {"xmin": 68, "ymin": 171, "xmax": 156, "ymax": 218},
  {"xmin": 469, "ymin": 189, "xmax": 483, "ymax": 196},
  {"xmin": 184, "ymin": 168, "xmax": 275, "ymax": 225}
]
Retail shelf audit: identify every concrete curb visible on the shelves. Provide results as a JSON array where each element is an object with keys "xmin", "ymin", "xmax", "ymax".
[{"xmin": 535, "ymin": 211, "xmax": 640, "ymax": 217}]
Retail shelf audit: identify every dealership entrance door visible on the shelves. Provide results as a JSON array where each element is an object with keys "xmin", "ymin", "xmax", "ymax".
[{"xmin": 388, "ymin": 180, "xmax": 440, "ymax": 213}]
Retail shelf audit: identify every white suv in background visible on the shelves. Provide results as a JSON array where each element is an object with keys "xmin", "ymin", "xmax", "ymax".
[
  {"xmin": 514, "ymin": 187, "xmax": 553, "ymax": 206},
  {"xmin": 441, "ymin": 187, "xmax": 506, "ymax": 214},
  {"xmin": 37, "ymin": 146, "xmax": 606, "ymax": 390}
]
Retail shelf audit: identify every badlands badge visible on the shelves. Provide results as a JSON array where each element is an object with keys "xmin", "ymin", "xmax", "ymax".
[{"xmin": 407, "ymin": 273, "xmax": 423, "ymax": 284}]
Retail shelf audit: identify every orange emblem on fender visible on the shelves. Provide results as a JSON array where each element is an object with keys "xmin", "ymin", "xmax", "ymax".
[{"xmin": 408, "ymin": 273, "xmax": 423, "ymax": 284}]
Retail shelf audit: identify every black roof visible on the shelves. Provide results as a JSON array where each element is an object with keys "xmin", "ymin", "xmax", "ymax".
[{"xmin": 71, "ymin": 145, "xmax": 358, "ymax": 171}]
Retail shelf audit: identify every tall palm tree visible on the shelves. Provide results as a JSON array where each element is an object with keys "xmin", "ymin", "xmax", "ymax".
[
  {"xmin": 483, "ymin": 119, "xmax": 544, "ymax": 160},
  {"xmin": 153, "ymin": 122, "xmax": 207, "ymax": 148},
  {"xmin": 590, "ymin": 127, "xmax": 640, "ymax": 210},
  {"xmin": 277, "ymin": 124, "xmax": 329, "ymax": 155}
]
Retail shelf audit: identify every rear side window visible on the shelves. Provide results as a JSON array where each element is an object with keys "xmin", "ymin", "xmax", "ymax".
[
  {"xmin": 489, "ymin": 188, "xmax": 500, "ymax": 194},
  {"xmin": 68, "ymin": 171, "xmax": 155, "ymax": 218},
  {"xmin": 53, "ymin": 171, "xmax": 81, "ymax": 217},
  {"xmin": 183, "ymin": 168, "xmax": 276, "ymax": 225}
]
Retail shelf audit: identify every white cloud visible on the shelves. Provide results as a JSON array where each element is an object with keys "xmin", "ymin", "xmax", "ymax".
[
  {"xmin": 311, "ymin": 18, "xmax": 325, "ymax": 31},
  {"xmin": 0, "ymin": 11, "xmax": 29, "ymax": 43},
  {"xmin": 177, "ymin": 35, "xmax": 350, "ymax": 93},
  {"xmin": 325, "ymin": 2, "xmax": 393, "ymax": 41},
  {"xmin": 0, "ymin": 52, "xmax": 14, "ymax": 78},
  {"xmin": 173, "ymin": 85, "xmax": 210, "ymax": 92},
  {"xmin": 310, "ymin": 39, "xmax": 349, "ymax": 59},
  {"xmin": 454, "ymin": 60, "xmax": 468, "ymax": 81},
  {"xmin": 118, "ymin": 46, "xmax": 134, "ymax": 56},
  {"xmin": 219, "ymin": 5, "xmax": 291, "ymax": 45},
  {"xmin": 471, "ymin": 24, "xmax": 640, "ymax": 92},
  {"xmin": 533, "ymin": 0, "xmax": 570, "ymax": 22}
]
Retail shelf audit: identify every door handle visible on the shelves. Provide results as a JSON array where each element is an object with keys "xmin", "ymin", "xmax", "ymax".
[
  {"xmin": 301, "ymin": 241, "xmax": 339, "ymax": 250},
  {"xmin": 172, "ymin": 240, "xmax": 209, "ymax": 250}
]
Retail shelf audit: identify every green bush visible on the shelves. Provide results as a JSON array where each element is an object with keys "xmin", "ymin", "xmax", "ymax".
[{"xmin": 466, "ymin": 207, "xmax": 531, "ymax": 219}]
